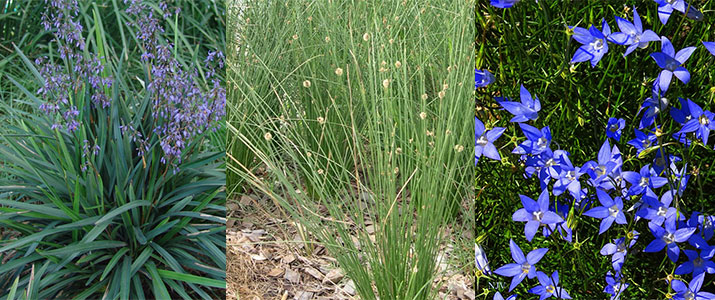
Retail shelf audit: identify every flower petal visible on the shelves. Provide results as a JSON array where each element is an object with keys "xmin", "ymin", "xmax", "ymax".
[{"xmin": 526, "ymin": 248, "xmax": 549, "ymax": 264}]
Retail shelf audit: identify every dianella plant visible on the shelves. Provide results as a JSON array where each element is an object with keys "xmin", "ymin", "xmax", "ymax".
[
  {"xmin": 0, "ymin": 0, "xmax": 226, "ymax": 298},
  {"xmin": 228, "ymin": 0, "xmax": 472, "ymax": 299}
]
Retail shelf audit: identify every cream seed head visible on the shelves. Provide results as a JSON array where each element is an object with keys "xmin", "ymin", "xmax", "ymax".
[
  {"xmin": 303, "ymin": 80, "xmax": 311, "ymax": 88},
  {"xmin": 383, "ymin": 79, "xmax": 390, "ymax": 88},
  {"xmin": 394, "ymin": 61, "xmax": 402, "ymax": 68},
  {"xmin": 421, "ymin": 94, "xmax": 428, "ymax": 100},
  {"xmin": 264, "ymin": 132, "xmax": 272, "ymax": 141},
  {"xmin": 292, "ymin": 34, "xmax": 298, "ymax": 40},
  {"xmin": 335, "ymin": 67, "xmax": 343, "ymax": 76},
  {"xmin": 419, "ymin": 112, "xmax": 427, "ymax": 119},
  {"xmin": 363, "ymin": 33, "xmax": 370, "ymax": 41},
  {"xmin": 317, "ymin": 169, "xmax": 324, "ymax": 175},
  {"xmin": 325, "ymin": 36, "xmax": 331, "ymax": 43},
  {"xmin": 454, "ymin": 145, "xmax": 464, "ymax": 152},
  {"xmin": 317, "ymin": 116, "xmax": 325, "ymax": 124},
  {"xmin": 389, "ymin": 38, "xmax": 394, "ymax": 44},
  {"xmin": 438, "ymin": 90, "xmax": 446, "ymax": 99}
]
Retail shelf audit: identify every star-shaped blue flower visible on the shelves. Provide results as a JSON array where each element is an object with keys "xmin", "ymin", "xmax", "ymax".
[
  {"xmin": 638, "ymin": 86, "xmax": 668, "ymax": 129},
  {"xmin": 553, "ymin": 152, "xmax": 583, "ymax": 199},
  {"xmin": 476, "ymin": 69, "xmax": 495, "ymax": 88},
  {"xmin": 677, "ymin": 100, "xmax": 715, "ymax": 146},
  {"xmin": 529, "ymin": 271, "xmax": 572, "ymax": 300},
  {"xmin": 490, "ymin": 0, "xmax": 520, "ymax": 8},
  {"xmin": 644, "ymin": 216, "xmax": 696, "ymax": 262},
  {"xmin": 512, "ymin": 189, "xmax": 564, "ymax": 242},
  {"xmin": 497, "ymin": 85, "xmax": 541, "ymax": 122},
  {"xmin": 600, "ymin": 231, "xmax": 639, "ymax": 272},
  {"xmin": 604, "ymin": 271, "xmax": 629, "ymax": 300},
  {"xmin": 570, "ymin": 19, "xmax": 615, "ymax": 67},
  {"xmin": 605, "ymin": 117, "xmax": 625, "ymax": 141},
  {"xmin": 476, "ymin": 116, "xmax": 506, "ymax": 165},
  {"xmin": 628, "ymin": 129, "xmax": 657, "ymax": 156},
  {"xmin": 614, "ymin": 7, "xmax": 660, "ymax": 57},
  {"xmin": 583, "ymin": 189, "xmax": 627, "ymax": 234},
  {"xmin": 654, "ymin": 0, "xmax": 687, "ymax": 25},
  {"xmin": 650, "ymin": 36, "xmax": 696, "ymax": 92},
  {"xmin": 670, "ymin": 272, "xmax": 715, "ymax": 300},
  {"xmin": 513, "ymin": 124, "xmax": 552, "ymax": 155},
  {"xmin": 494, "ymin": 239, "xmax": 549, "ymax": 291},
  {"xmin": 475, "ymin": 243, "xmax": 491, "ymax": 275},
  {"xmin": 674, "ymin": 248, "xmax": 715, "ymax": 277},
  {"xmin": 622, "ymin": 164, "xmax": 668, "ymax": 196}
]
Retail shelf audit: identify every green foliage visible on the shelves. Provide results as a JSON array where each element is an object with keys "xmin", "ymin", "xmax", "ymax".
[
  {"xmin": 0, "ymin": 0, "xmax": 226, "ymax": 298},
  {"xmin": 476, "ymin": 0, "xmax": 715, "ymax": 298},
  {"xmin": 229, "ymin": 0, "xmax": 473, "ymax": 299}
]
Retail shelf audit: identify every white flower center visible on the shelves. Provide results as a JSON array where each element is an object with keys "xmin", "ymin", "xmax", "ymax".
[
  {"xmin": 665, "ymin": 60, "xmax": 680, "ymax": 71},
  {"xmin": 639, "ymin": 177, "xmax": 649, "ymax": 187},
  {"xmin": 532, "ymin": 211, "xmax": 544, "ymax": 222},
  {"xmin": 608, "ymin": 205, "xmax": 620, "ymax": 217},
  {"xmin": 546, "ymin": 285, "xmax": 555, "ymax": 294},
  {"xmin": 699, "ymin": 115, "xmax": 710, "ymax": 126},
  {"xmin": 657, "ymin": 206, "xmax": 667, "ymax": 217},
  {"xmin": 521, "ymin": 262, "xmax": 531, "ymax": 274},
  {"xmin": 477, "ymin": 135, "xmax": 489, "ymax": 147},
  {"xmin": 537, "ymin": 137, "xmax": 548, "ymax": 149},
  {"xmin": 662, "ymin": 233, "xmax": 675, "ymax": 244},
  {"xmin": 565, "ymin": 170, "xmax": 577, "ymax": 181},
  {"xmin": 591, "ymin": 39, "xmax": 605, "ymax": 51},
  {"xmin": 596, "ymin": 165, "xmax": 607, "ymax": 176},
  {"xmin": 642, "ymin": 139, "xmax": 652, "ymax": 148}
]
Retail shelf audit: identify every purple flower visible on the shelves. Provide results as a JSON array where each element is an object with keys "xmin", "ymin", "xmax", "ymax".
[
  {"xmin": 512, "ymin": 190, "xmax": 564, "ymax": 242},
  {"xmin": 677, "ymin": 99, "xmax": 715, "ymax": 146},
  {"xmin": 670, "ymin": 273, "xmax": 715, "ymax": 300},
  {"xmin": 570, "ymin": 19, "xmax": 613, "ymax": 67},
  {"xmin": 614, "ymin": 7, "xmax": 660, "ymax": 57},
  {"xmin": 528, "ymin": 271, "xmax": 572, "ymax": 300},
  {"xmin": 497, "ymin": 85, "xmax": 541, "ymax": 123},
  {"xmin": 475, "ymin": 116, "xmax": 506, "ymax": 164},
  {"xmin": 672, "ymin": 98, "xmax": 695, "ymax": 125},
  {"xmin": 650, "ymin": 36, "xmax": 696, "ymax": 92},
  {"xmin": 605, "ymin": 118, "xmax": 625, "ymax": 141},
  {"xmin": 638, "ymin": 189, "xmax": 682, "ymax": 226},
  {"xmin": 583, "ymin": 189, "xmax": 626, "ymax": 234},
  {"xmin": 476, "ymin": 69, "xmax": 495, "ymax": 88},
  {"xmin": 628, "ymin": 129, "xmax": 657, "ymax": 155},
  {"xmin": 704, "ymin": 42, "xmax": 715, "ymax": 56},
  {"xmin": 494, "ymin": 239, "xmax": 549, "ymax": 291},
  {"xmin": 644, "ymin": 217, "xmax": 696, "ymax": 262},
  {"xmin": 674, "ymin": 248, "xmax": 715, "ymax": 277},
  {"xmin": 638, "ymin": 87, "xmax": 668, "ymax": 129},
  {"xmin": 513, "ymin": 124, "xmax": 551, "ymax": 155}
]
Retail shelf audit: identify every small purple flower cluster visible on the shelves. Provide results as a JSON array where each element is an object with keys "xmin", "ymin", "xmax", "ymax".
[
  {"xmin": 36, "ymin": 0, "xmax": 113, "ymax": 132},
  {"xmin": 123, "ymin": 0, "xmax": 225, "ymax": 170}
]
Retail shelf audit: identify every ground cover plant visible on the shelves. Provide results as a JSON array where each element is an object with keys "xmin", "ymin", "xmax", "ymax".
[
  {"xmin": 228, "ymin": 0, "xmax": 474, "ymax": 298},
  {"xmin": 0, "ymin": 0, "xmax": 226, "ymax": 298},
  {"xmin": 476, "ymin": 0, "xmax": 715, "ymax": 299}
]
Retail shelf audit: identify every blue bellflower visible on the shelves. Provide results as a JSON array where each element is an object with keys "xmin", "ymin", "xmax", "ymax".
[
  {"xmin": 476, "ymin": 69, "xmax": 495, "ymax": 88},
  {"xmin": 494, "ymin": 239, "xmax": 549, "ymax": 291},
  {"xmin": 677, "ymin": 100, "xmax": 715, "ymax": 146},
  {"xmin": 638, "ymin": 86, "xmax": 668, "ymax": 129},
  {"xmin": 512, "ymin": 190, "xmax": 564, "ymax": 242},
  {"xmin": 622, "ymin": 164, "xmax": 668, "ymax": 196},
  {"xmin": 513, "ymin": 124, "xmax": 552, "ymax": 155},
  {"xmin": 600, "ymin": 231, "xmax": 639, "ymax": 272},
  {"xmin": 583, "ymin": 189, "xmax": 627, "ymax": 234},
  {"xmin": 581, "ymin": 140, "xmax": 622, "ymax": 190},
  {"xmin": 650, "ymin": 37, "xmax": 696, "ymax": 92},
  {"xmin": 605, "ymin": 117, "xmax": 625, "ymax": 141},
  {"xmin": 476, "ymin": 243, "xmax": 491, "ymax": 275},
  {"xmin": 639, "ymin": 189, "xmax": 682, "ymax": 226},
  {"xmin": 654, "ymin": 0, "xmax": 687, "ymax": 25},
  {"xmin": 670, "ymin": 273, "xmax": 715, "ymax": 300},
  {"xmin": 570, "ymin": 19, "xmax": 618, "ymax": 67},
  {"xmin": 490, "ymin": 0, "xmax": 520, "ymax": 8},
  {"xmin": 628, "ymin": 129, "xmax": 657, "ymax": 155},
  {"xmin": 497, "ymin": 85, "xmax": 541, "ymax": 122},
  {"xmin": 614, "ymin": 7, "xmax": 660, "ymax": 57},
  {"xmin": 528, "ymin": 271, "xmax": 572, "ymax": 300},
  {"xmin": 476, "ymin": 116, "xmax": 506, "ymax": 164},
  {"xmin": 553, "ymin": 152, "xmax": 583, "ymax": 199},
  {"xmin": 674, "ymin": 248, "xmax": 715, "ymax": 276},
  {"xmin": 494, "ymin": 292, "xmax": 517, "ymax": 300},
  {"xmin": 604, "ymin": 271, "xmax": 629, "ymax": 300},
  {"xmin": 644, "ymin": 216, "xmax": 696, "ymax": 262}
]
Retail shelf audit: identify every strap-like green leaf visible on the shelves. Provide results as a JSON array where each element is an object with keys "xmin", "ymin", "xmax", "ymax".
[
  {"xmin": 156, "ymin": 269, "xmax": 225, "ymax": 288},
  {"xmin": 94, "ymin": 200, "xmax": 151, "ymax": 225},
  {"xmin": 145, "ymin": 262, "xmax": 171, "ymax": 300},
  {"xmin": 99, "ymin": 247, "xmax": 129, "ymax": 282},
  {"xmin": 38, "ymin": 241, "xmax": 125, "ymax": 257}
]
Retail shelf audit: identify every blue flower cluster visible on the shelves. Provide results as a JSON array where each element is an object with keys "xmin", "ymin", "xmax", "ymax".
[
  {"xmin": 478, "ymin": 2, "xmax": 715, "ymax": 299},
  {"xmin": 123, "ymin": 0, "xmax": 226, "ymax": 171}
]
